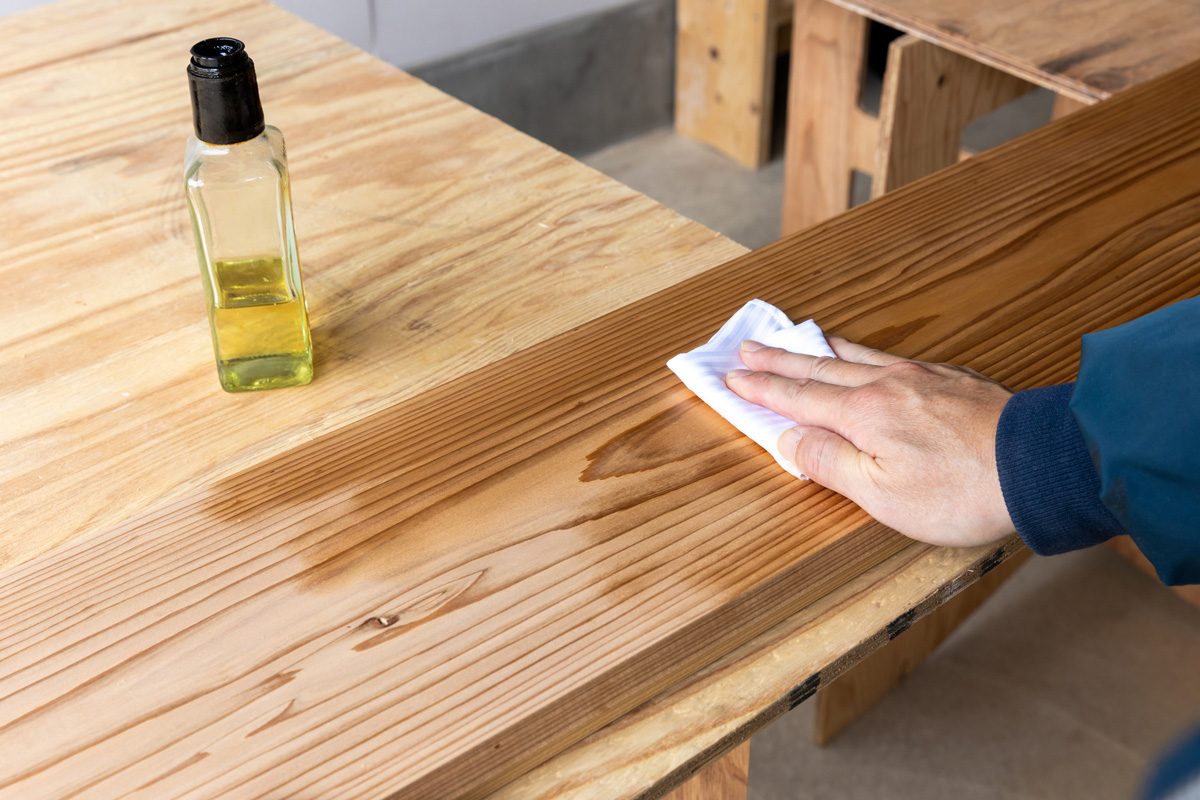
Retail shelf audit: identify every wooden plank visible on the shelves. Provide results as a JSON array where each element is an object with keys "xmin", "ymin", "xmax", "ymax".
[
  {"xmin": 6, "ymin": 43, "xmax": 1200, "ymax": 799},
  {"xmin": 490, "ymin": 540, "xmax": 1021, "ymax": 799},
  {"xmin": 0, "ymin": 0, "xmax": 744, "ymax": 574},
  {"xmin": 826, "ymin": 0, "xmax": 1200, "ymax": 103},
  {"xmin": 781, "ymin": 0, "xmax": 869, "ymax": 232},
  {"xmin": 812, "ymin": 548, "xmax": 1029, "ymax": 744},
  {"xmin": 676, "ymin": 0, "xmax": 778, "ymax": 168},
  {"xmin": 662, "ymin": 741, "xmax": 750, "ymax": 800},
  {"xmin": 497, "ymin": 61, "xmax": 1200, "ymax": 798},
  {"xmin": 874, "ymin": 35, "xmax": 1032, "ymax": 197},
  {"xmin": 0, "ymin": 0, "xmax": 260, "ymax": 78}
]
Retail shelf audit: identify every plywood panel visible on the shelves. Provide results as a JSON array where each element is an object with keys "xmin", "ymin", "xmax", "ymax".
[
  {"xmin": 827, "ymin": 0, "xmax": 1200, "ymax": 102},
  {"xmin": 781, "ymin": 0, "xmax": 868, "ymax": 232},
  {"xmin": 0, "ymin": 0, "xmax": 743, "ymax": 573},
  {"xmin": 874, "ymin": 34, "xmax": 1031, "ymax": 196},
  {"xmin": 676, "ymin": 0, "xmax": 777, "ymax": 168}
]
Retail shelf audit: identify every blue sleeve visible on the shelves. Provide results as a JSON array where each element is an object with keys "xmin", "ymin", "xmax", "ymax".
[
  {"xmin": 1143, "ymin": 726, "xmax": 1200, "ymax": 800},
  {"xmin": 1071, "ymin": 297, "xmax": 1200, "ymax": 586},
  {"xmin": 995, "ymin": 384, "xmax": 1124, "ymax": 554},
  {"xmin": 995, "ymin": 296, "xmax": 1200, "ymax": 586}
]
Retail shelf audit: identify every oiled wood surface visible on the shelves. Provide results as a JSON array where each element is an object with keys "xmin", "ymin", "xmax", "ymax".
[
  {"xmin": 831, "ymin": 0, "xmax": 1200, "ymax": 102},
  {"xmin": 493, "ymin": 58, "xmax": 1200, "ymax": 797},
  {"xmin": 5, "ymin": 1, "xmax": 1200, "ymax": 799}
]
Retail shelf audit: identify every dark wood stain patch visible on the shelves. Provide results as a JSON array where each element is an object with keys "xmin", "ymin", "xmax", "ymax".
[{"xmin": 1041, "ymin": 36, "xmax": 1132, "ymax": 75}]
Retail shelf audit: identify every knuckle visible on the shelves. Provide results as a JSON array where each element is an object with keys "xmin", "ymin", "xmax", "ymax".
[
  {"xmin": 849, "ymin": 384, "xmax": 883, "ymax": 410},
  {"xmin": 782, "ymin": 378, "xmax": 811, "ymax": 407},
  {"xmin": 799, "ymin": 435, "xmax": 832, "ymax": 477},
  {"xmin": 885, "ymin": 361, "xmax": 926, "ymax": 379},
  {"xmin": 807, "ymin": 356, "xmax": 837, "ymax": 380}
]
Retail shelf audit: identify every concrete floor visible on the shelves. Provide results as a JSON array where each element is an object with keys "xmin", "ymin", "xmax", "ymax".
[
  {"xmin": 583, "ymin": 103, "xmax": 1200, "ymax": 799},
  {"xmin": 749, "ymin": 547, "xmax": 1200, "ymax": 800},
  {"xmin": 584, "ymin": 88, "xmax": 1055, "ymax": 249}
]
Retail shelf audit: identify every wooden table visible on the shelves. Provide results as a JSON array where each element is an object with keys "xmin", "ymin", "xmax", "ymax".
[{"xmin": 3, "ymin": 1, "xmax": 1200, "ymax": 798}]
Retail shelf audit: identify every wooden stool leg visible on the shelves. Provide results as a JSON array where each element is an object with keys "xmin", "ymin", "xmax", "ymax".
[
  {"xmin": 664, "ymin": 740, "xmax": 751, "ymax": 800},
  {"xmin": 874, "ymin": 35, "xmax": 1031, "ymax": 197},
  {"xmin": 781, "ymin": 0, "xmax": 868, "ymax": 234},
  {"xmin": 813, "ymin": 549, "xmax": 1029, "ymax": 745},
  {"xmin": 676, "ymin": 0, "xmax": 778, "ymax": 168}
]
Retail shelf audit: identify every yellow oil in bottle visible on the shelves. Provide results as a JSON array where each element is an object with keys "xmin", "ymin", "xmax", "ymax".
[{"xmin": 208, "ymin": 256, "xmax": 313, "ymax": 392}]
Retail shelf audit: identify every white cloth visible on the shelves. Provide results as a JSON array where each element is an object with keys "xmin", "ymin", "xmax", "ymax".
[{"xmin": 667, "ymin": 299, "xmax": 835, "ymax": 479}]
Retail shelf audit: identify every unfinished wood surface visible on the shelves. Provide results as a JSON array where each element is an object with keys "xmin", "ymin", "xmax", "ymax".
[
  {"xmin": 662, "ymin": 741, "xmax": 750, "ymax": 800},
  {"xmin": 6, "ymin": 22, "xmax": 1200, "ymax": 794},
  {"xmin": 492, "ymin": 540, "xmax": 1020, "ymax": 799},
  {"xmin": 0, "ymin": 0, "xmax": 744, "ymax": 574},
  {"xmin": 874, "ymin": 35, "xmax": 1032, "ymax": 197},
  {"xmin": 813, "ymin": 549, "xmax": 1029, "ymax": 744},
  {"xmin": 781, "ymin": 0, "xmax": 869, "ymax": 232},
  {"xmin": 676, "ymin": 0, "xmax": 778, "ymax": 168},
  {"xmin": 1052, "ymin": 93, "xmax": 1091, "ymax": 119},
  {"xmin": 827, "ymin": 0, "xmax": 1200, "ymax": 103}
]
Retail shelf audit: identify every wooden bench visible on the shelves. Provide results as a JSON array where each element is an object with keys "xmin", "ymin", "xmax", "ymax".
[{"xmin": 782, "ymin": 0, "xmax": 1200, "ymax": 232}]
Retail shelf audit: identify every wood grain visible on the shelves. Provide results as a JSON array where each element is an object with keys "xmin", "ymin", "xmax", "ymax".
[
  {"xmin": 661, "ymin": 741, "xmax": 749, "ymax": 800},
  {"xmin": 0, "ymin": 0, "xmax": 743, "ymax": 573},
  {"xmin": 495, "ymin": 59, "xmax": 1200, "ymax": 797},
  {"xmin": 6, "ymin": 2, "xmax": 1200, "ymax": 798},
  {"xmin": 491, "ymin": 540, "xmax": 1021, "ymax": 799},
  {"xmin": 675, "ymin": 0, "xmax": 778, "ymax": 168},
  {"xmin": 828, "ymin": 0, "xmax": 1200, "ymax": 102},
  {"xmin": 781, "ymin": 0, "xmax": 869, "ymax": 232},
  {"xmin": 874, "ymin": 35, "xmax": 1031, "ymax": 196}
]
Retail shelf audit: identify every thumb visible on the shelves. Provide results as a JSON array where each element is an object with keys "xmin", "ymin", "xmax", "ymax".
[{"xmin": 778, "ymin": 426, "xmax": 869, "ymax": 499}]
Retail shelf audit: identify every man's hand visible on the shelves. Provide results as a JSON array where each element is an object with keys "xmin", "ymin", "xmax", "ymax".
[{"xmin": 725, "ymin": 337, "xmax": 1014, "ymax": 547}]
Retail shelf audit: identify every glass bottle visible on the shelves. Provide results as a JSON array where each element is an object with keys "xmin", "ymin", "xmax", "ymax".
[{"xmin": 184, "ymin": 37, "xmax": 313, "ymax": 392}]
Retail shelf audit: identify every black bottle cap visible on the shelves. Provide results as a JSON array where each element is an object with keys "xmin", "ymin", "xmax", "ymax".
[{"xmin": 187, "ymin": 38, "xmax": 265, "ymax": 145}]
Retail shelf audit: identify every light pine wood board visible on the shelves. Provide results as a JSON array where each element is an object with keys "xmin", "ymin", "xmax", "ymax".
[
  {"xmin": 781, "ymin": 0, "xmax": 870, "ymax": 231},
  {"xmin": 493, "ymin": 58, "xmax": 1200, "ymax": 797},
  {"xmin": 4, "ymin": 37, "xmax": 1200, "ymax": 799},
  {"xmin": 491, "ymin": 540, "xmax": 1020, "ymax": 799},
  {"xmin": 829, "ymin": 0, "xmax": 1200, "ymax": 103},
  {"xmin": 0, "ymin": 0, "xmax": 744, "ymax": 574},
  {"xmin": 674, "ymin": 0, "xmax": 794, "ymax": 169},
  {"xmin": 874, "ymin": 35, "xmax": 1032, "ymax": 197}
]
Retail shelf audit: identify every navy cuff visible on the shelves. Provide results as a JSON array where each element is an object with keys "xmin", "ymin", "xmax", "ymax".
[{"xmin": 995, "ymin": 384, "xmax": 1124, "ymax": 555}]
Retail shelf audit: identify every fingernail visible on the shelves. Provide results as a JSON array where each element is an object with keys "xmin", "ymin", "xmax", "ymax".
[
  {"xmin": 741, "ymin": 339, "xmax": 765, "ymax": 352},
  {"xmin": 726, "ymin": 368, "xmax": 752, "ymax": 382},
  {"xmin": 778, "ymin": 427, "xmax": 803, "ymax": 462}
]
